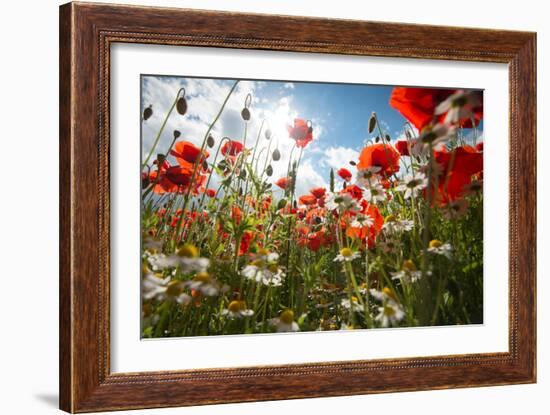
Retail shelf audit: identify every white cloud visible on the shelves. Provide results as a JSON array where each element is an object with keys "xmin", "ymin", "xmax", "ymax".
[
  {"xmin": 141, "ymin": 76, "xmax": 333, "ymax": 201},
  {"xmin": 283, "ymin": 82, "xmax": 295, "ymax": 89},
  {"xmin": 321, "ymin": 146, "xmax": 360, "ymax": 181}
]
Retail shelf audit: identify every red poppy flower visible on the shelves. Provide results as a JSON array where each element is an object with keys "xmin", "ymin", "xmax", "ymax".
[
  {"xmin": 149, "ymin": 172, "xmax": 177, "ymax": 194},
  {"xmin": 357, "ymin": 143, "xmax": 400, "ymax": 177},
  {"xmin": 433, "ymin": 145, "xmax": 483, "ymax": 204},
  {"xmin": 389, "ymin": 87, "xmax": 455, "ymax": 131},
  {"xmin": 341, "ymin": 184, "xmax": 363, "ymax": 200},
  {"xmin": 149, "ymin": 160, "xmax": 177, "ymax": 194},
  {"xmin": 239, "ymin": 231, "xmax": 254, "ymax": 256},
  {"xmin": 337, "ymin": 168, "xmax": 352, "ymax": 182},
  {"xmin": 287, "ymin": 118, "xmax": 313, "ymax": 148},
  {"xmin": 310, "ymin": 187, "xmax": 326, "ymax": 199},
  {"xmin": 205, "ymin": 188, "xmax": 216, "ymax": 198},
  {"xmin": 475, "ymin": 141, "xmax": 484, "ymax": 152},
  {"xmin": 395, "ymin": 140, "xmax": 411, "ymax": 156},
  {"xmin": 346, "ymin": 202, "xmax": 384, "ymax": 247},
  {"xmin": 221, "ymin": 140, "xmax": 245, "ymax": 157},
  {"xmin": 275, "ymin": 177, "xmax": 292, "ymax": 190},
  {"xmin": 307, "ymin": 229, "xmax": 329, "ymax": 252},
  {"xmin": 231, "ymin": 206, "xmax": 243, "ymax": 225},
  {"xmin": 164, "ymin": 165, "xmax": 193, "ymax": 186},
  {"xmin": 298, "ymin": 194, "xmax": 317, "ymax": 206},
  {"xmin": 170, "ymin": 141, "xmax": 209, "ymax": 168}
]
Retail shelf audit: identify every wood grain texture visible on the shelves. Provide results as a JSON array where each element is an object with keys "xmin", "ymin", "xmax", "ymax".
[{"xmin": 59, "ymin": 2, "xmax": 536, "ymax": 412}]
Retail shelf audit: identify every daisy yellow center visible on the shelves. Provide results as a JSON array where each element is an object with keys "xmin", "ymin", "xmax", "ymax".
[
  {"xmin": 407, "ymin": 179, "xmax": 421, "ymax": 188},
  {"xmin": 193, "ymin": 272, "xmax": 210, "ymax": 283},
  {"xmin": 429, "ymin": 239, "xmax": 443, "ymax": 249},
  {"xmin": 280, "ymin": 309, "xmax": 295, "ymax": 324},
  {"xmin": 402, "ymin": 259, "xmax": 417, "ymax": 272},
  {"xmin": 258, "ymin": 248, "xmax": 269, "ymax": 256},
  {"xmin": 228, "ymin": 300, "xmax": 246, "ymax": 313},
  {"xmin": 385, "ymin": 214, "xmax": 397, "ymax": 223},
  {"xmin": 351, "ymin": 296, "xmax": 358, "ymax": 303},
  {"xmin": 340, "ymin": 247, "xmax": 353, "ymax": 258},
  {"xmin": 382, "ymin": 287, "xmax": 397, "ymax": 301},
  {"xmin": 166, "ymin": 281, "xmax": 182, "ymax": 297},
  {"xmin": 177, "ymin": 244, "xmax": 199, "ymax": 258},
  {"xmin": 268, "ymin": 263, "xmax": 279, "ymax": 273},
  {"xmin": 384, "ymin": 305, "xmax": 396, "ymax": 316},
  {"xmin": 251, "ymin": 259, "xmax": 266, "ymax": 268}
]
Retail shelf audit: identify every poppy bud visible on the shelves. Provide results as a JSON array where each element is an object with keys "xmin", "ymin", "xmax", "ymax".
[
  {"xmin": 265, "ymin": 129, "xmax": 272, "ymax": 140},
  {"xmin": 173, "ymin": 130, "xmax": 181, "ymax": 139},
  {"xmin": 239, "ymin": 187, "xmax": 243, "ymax": 196},
  {"xmin": 277, "ymin": 198, "xmax": 287, "ymax": 210},
  {"xmin": 349, "ymin": 160, "xmax": 356, "ymax": 166},
  {"xmin": 293, "ymin": 201, "xmax": 297, "ymax": 209},
  {"xmin": 202, "ymin": 160, "xmax": 209, "ymax": 171},
  {"xmin": 266, "ymin": 165, "xmax": 273, "ymax": 177},
  {"xmin": 143, "ymin": 105, "xmax": 153, "ymax": 121},
  {"xmin": 207, "ymin": 135, "xmax": 215, "ymax": 148},
  {"xmin": 272, "ymin": 149, "xmax": 281, "ymax": 161},
  {"xmin": 156, "ymin": 154, "xmax": 166, "ymax": 164},
  {"xmin": 307, "ymin": 120, "xmax": 313, "ymax": 134},
  {"xmin": 368, "ymin": 112, "xmax": 377, "ymax": 134},
  {"xmin": 343, "ymin": 182, "xmax": 347, "ymax": 189},
  {"xmin": 241, "ymin": 108, "xmax": 251, "ymax": 121},
  {"xmin": 239, "ymin": 169, "xmax": 247, "ymax": 180},
  {"xmin": 385, "ymin": 134, "xmax": 391, "ymax": 142},
  {"xmin": 375, "ymin": 136, "xmax": 380, "ymax": 143},
  {"xmin": 176, "ymin": 96, "xmax": 187, "ymax": 115}
]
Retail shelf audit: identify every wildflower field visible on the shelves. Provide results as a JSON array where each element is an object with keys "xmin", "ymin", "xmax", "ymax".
[{"xmin": 141, "ymin": 78, "xmax": 484, "ymax": 337}]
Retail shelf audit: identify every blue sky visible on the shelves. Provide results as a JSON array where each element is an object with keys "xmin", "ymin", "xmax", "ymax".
[{"xmin": 141, "ymin": 76, "xmax": 482, "ymax": 197}]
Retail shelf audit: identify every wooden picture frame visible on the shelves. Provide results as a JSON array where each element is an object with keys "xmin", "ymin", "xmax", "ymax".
[{"xmin": 59, "ymin": 2, "xmax": 536, "ymax": 412}]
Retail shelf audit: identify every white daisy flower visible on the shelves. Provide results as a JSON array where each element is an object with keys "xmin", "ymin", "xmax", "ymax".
[
  {"xmin": 417, "ymin": 123, "xmax": 456, "ymax": 151},
  {"xmin": 221, "ymin": 300, "xmax": 254, "ymax": 319},
  {"xmin": 146, "ymin": 243, "xmax": 210, "ymax": 274},
  {"xmin": 334, "ymin": 247, "xmax": 361, "ymax": 262},
  {"xmin": 375, "ymin": 302, "xmax": 405, "ymax": 327},
  {"xmin": 325, "ymin": 192, "xmax": 360, "ymax": 213},
  {"xmin": 369, "ymin": 287, "xmax": 405, "ymax": 327},
  {"xmin": 355, "ymin": 166, "xmax": 382, "ymax": 187},
  {"xmin": 147, "ymin": 253, "xmax": 180, "ymax": 271},
  {"xmin": 340, "ymin": 297, "xmax": 363, "ymax": 313},
  {"xmin": 369, "ymin": 287, "xmax": 396, "ymax": 303},
  {"xmin": 427, "ymin": 240, "xmax": 453, "ymax": 259},
  {"xmin": 350, "ymin": 213, "xmax": 374, "ymax": 228},
  {"xmin": 270, "ymin": 309, "xmax": 300, "ymax": 332},
  {"xmin": 363, "ymin": 182, "xmax": 387, "ymax": 203},
  {"xmin": 382, "ymin": 215, "xmax": 414, "ymax": 234},
  {"xmin": 395, "ymin": 172, "xmax": 428, "ymax": 199},
  {"xmin": 435, "ymin": 90, "xmax": 482, "ymax": 126},
  {"xmin": 182, "ymin": 272, "xmax": 227, "ymax": 297},
  {"xmin": 390, "ymin": 260, "xmax": 424, "ymax": 283},
  {"xmin": 241, "ymin": 250, "xmax": 285, "ymax": 287},
  {"xmin": 142, "ymin": 273, "xmax": 191, "ymax": 305}
]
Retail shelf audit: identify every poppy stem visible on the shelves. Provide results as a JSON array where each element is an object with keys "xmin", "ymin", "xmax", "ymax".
[
  {"xmin": 175, "ymin": 80, "xmax": 240, "ymax": 240},
  {"xmin": 142, "ymin": 88, "xmax": 184, "ymax": 169}
]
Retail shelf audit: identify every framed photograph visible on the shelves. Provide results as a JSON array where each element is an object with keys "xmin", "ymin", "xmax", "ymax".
[{"xmin": 59, "ymin": 2, "xmax": 536, "ymax": 412}]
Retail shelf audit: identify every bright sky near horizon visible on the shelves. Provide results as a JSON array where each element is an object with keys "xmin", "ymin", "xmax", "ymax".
[{"xmin": 141, "ymin": 76, "xmax": 482, "ymax": 197}]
